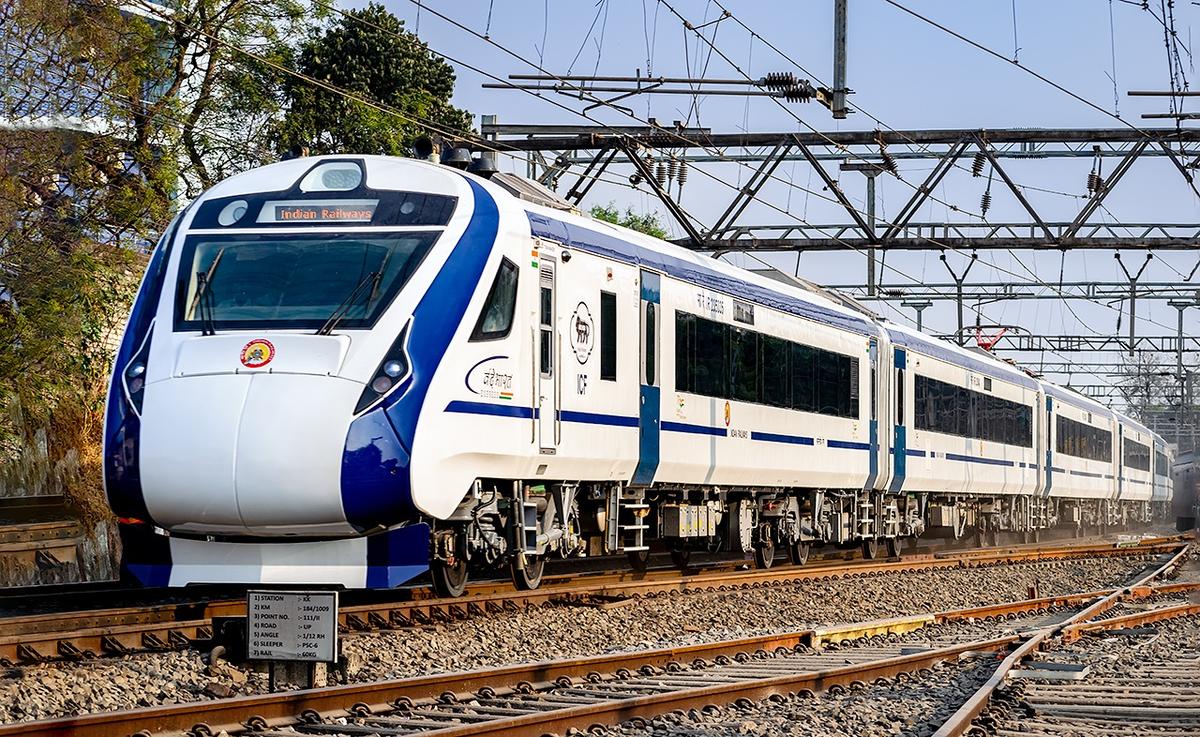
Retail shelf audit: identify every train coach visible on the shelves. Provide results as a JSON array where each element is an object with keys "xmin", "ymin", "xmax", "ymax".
[{"xmin": 105, "ymin": 154, "xmax": 1173, "ymax": 595}]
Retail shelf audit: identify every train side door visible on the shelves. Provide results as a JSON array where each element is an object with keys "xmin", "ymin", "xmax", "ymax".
[
  {"xmin": 537, "ymin": 256, "xmax": 558, "ymax": 453},
  {"xmin": 889, "ymin": 347, "xmax": 907, "ymax": 493},
  {"xmin": 632, "ymin": 270, "xmax": 661, "ymax": 485}
]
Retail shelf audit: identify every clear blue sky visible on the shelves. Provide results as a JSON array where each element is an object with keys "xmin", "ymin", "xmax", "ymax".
[{"xmin": 381, "ymin": 0, "xmax": 1200, "ymax": 396}]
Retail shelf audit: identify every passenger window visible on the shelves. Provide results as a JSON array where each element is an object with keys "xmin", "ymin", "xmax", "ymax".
[
  {"xmin": 470, "ymin": 258, "xmax": 519, "ymax": 341},
  {"xmin": 730, "ymin": 327, "xmax": 759, "ymax": 402},
  {"xmin": 760, "ymin": 335, "xmax": 790, "ymax": 407},
  {"xmin": 600, "ymin": 291, "xmax": 616, "ymax": 381}
]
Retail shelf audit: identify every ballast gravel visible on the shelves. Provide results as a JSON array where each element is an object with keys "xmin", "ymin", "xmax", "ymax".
[
  {"xmin": 0, "ymin": 551, "xmax": 1167, "ymax": 723},
  {"xmin": 340, "ymin": 553, "xmax": 1153, "ymax": 682}
]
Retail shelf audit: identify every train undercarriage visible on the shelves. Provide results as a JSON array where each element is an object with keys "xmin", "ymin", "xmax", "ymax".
[{"xmin": 428, "ymin": 480, "xmax": 1170, "ymax": 596}]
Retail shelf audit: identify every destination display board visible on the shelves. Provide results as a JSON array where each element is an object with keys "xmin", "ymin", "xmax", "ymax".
[
  {"xmin": 247, "ymin": 590, "xmax": 339, "ymax": 662},
  {"xmin": 259, "ymin": 199, "xmax": 378, "ymax": 224}
]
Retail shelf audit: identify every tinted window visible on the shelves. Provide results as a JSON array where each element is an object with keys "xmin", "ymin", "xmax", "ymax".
[
  {"xmin": 761, "ymin": 335, "xmax": 790, "ymax": 408},
  {"xmin": 175, "ymin": 232, "xmax": 437, "ymax": 331},
  {"xmin": 644, "ymin": 302, "xmax": 656, "ymax": 386},
  {"xmin": 730, "ymin": 327, "xmax": 759, "ymax": 403},
  {"xmin": 693, "ymin": 314, "xmax": 729, "ymax": 398},
  {"xmin": 1156, "ymin": 449, "xmax": 1170, "ymax": 475},
  {"xmin": 539, "ymin": 286, "xmax": 552, "ymax": 326},
  {"xmin": 470, "ymin": 258, "xmax": 519, "ymax": 341},
  {"xmin": 1055, "ymin": 414, "xmax": 1112, "ymax": 461},
  {"xmin": 1124, "ymin": 438, "xmax": 1151, "ymax": 472},
  {"xmin": 539, "ymin": 330, "xmax": 552, "ymax": 375},
  {"xmin": 600, "ymin": 291, "xmax": 616, "ymax": 381},
  {"xmin": 673, "ymin": 309, "xmax": 858, "ymax": 419},
  {"xmin": 914, "ymin": 374, "xmax": 1032, "ymax": 447}
]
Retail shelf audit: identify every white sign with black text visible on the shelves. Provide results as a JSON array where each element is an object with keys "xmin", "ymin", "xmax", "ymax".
[{"xmin": 247, "ymin": 590, "xmax": 339, "ymax": 662}]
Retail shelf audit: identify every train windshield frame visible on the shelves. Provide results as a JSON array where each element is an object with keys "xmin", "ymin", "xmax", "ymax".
[{"xmin": 172, "ymin": 230, "xmax": 439, "ymax": 332}]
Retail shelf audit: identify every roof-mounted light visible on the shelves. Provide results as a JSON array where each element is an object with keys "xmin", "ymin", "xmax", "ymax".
[{"xmin": 299, "ymin": 162, "xmax": 363, "ymax": 192}]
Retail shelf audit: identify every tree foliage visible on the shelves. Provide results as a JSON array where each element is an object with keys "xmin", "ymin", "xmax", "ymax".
[
  {"xmin": 0, "ymin": 0, "xmax": 315, "ymax": 504},
  {"xmin": 278, "ymin": 3, "xmax": 472, "ymax": 156},
  {"xmin": 589, "ymin": 203, "xmax": 670, "ymax": 240},
  {"xmin": 1, "ymin": 0, "xmax": 474, "ymax": 510}
]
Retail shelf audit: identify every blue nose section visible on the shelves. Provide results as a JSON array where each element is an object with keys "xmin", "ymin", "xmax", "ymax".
[
  {"xmin": 339, "ymin": 178, "xmax": 499, "ymax": 531},
  {"xmin": 341, "ymin": 405, "xmax": 413, "ymax": 531}
]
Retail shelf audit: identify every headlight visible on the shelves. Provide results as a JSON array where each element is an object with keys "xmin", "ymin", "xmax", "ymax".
[
  {"xmin": 122, "ymin": 326, "xmax": 154, "ymax": 414},
  {"xmin": 355, "ymin": 323, "xmax": 411, "ymax": 414}
]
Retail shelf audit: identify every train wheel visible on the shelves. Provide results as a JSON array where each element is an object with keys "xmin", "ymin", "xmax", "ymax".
[
  {"xmin": 510, "ymin": 553, "xmax": 545, "ymax": 590},
  {"xmin": 430, "ymin": 557, "xmax": 468, "ymax": 598},
  {"xmin": 861, "ymin": 537, "xmax": 881, "ymax": 560},
  {"xmin": 753, "ymin": 537, "xmax": 775, "ymax": 569},
  {"xmin": 885, "ymin": 536, "xmax": 902, "ymax": 558},
  {"xmin": 626, "ymin": 549, "xmax": 650, "ymax": 572},
  {"xmin": 788, "ymin": 541, "xmax": 811, "ymax": 566},
  {"xmin": 670, "ymin": 547, "xmax": 691, "ymax": 570}
]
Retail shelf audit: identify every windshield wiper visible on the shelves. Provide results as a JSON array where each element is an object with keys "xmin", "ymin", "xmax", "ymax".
[
  {"xmin": 188, "ymin": 247, "xmax": 226, "ymax": 336},
  {"xmin": 316, "ymin": 270, "xmax": 382, "ymax": 336}
]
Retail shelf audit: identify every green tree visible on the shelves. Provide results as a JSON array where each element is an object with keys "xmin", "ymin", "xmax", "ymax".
[
  {"xmin": 589, "ymin": 203, "xmax": 669, "ymax": 240},
  {"xmin": 0, "ymin": 0, "xmax": 316, "ymax": 515},
  {"xmin": 278, "ymin": 3, "xmax": 472, "ymax": 156}
]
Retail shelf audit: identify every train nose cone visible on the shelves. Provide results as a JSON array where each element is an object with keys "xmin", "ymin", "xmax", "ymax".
[
  {"xmin": 140, "ymin": 372, "xmax": 362, "ymax": 536},
  {"xmin": 233, "ymin": 373, "xmax": 360, "ymax": 533}
]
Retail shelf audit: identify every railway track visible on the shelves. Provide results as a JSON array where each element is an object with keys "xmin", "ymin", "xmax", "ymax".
[
  {"xmin": 0, "ymin": 536, "xmax": 1182, "ymax": 667},
  {"xmin": 0, "ymin": 495, "xmax": 79, "ymax": 584},
  {"xmin": 0, "ymin": 542, "xmax": 1190, "ymax": 737},
  {"xmin": 983, "ymin": 605, "xmax": 1200, "ymax": 737}
]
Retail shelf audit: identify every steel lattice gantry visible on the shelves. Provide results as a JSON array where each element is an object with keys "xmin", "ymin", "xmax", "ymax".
[{"xmin": 480, "ymin": 122, "xmax": 1200, "ymax": 252}]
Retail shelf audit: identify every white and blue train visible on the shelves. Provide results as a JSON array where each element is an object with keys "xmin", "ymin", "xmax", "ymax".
[{"xmin": 105, "ymin": 155, "xmax": 1173, "ymax": 594}]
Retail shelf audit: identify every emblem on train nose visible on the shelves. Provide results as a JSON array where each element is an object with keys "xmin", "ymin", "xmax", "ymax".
[
  {"xmin": 570, "ymin": 301, "xmax": 595, "ymax": 364},
  {"xmin": 239, "ymin": 338, "xmax": 275, "ymax": 368}
]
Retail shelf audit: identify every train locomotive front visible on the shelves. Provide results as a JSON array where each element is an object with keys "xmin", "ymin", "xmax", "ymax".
[{"xmin": 105, "ymin": 156, "xmax": 509, "ymax": 588}]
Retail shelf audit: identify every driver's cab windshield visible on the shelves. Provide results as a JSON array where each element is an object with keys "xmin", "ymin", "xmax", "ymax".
[{"xmin": 174, "ymin": 231, "xmax": 439, "ymax": 331}]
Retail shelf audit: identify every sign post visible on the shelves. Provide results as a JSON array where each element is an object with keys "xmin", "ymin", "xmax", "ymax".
[{"xmin": 247, "ymin": 590, "xmax": 339, "ymax": 690}]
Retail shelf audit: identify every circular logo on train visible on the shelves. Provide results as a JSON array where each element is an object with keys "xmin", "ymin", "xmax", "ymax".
[
  {"xmin": 239, "ymin": 338, "xmax": 275, "ymax": 368},
  {"xmin": 724, "ymin": 401, "xmax": 731, "ymax": 427},
  {"xmin": 570, "ymin": 301, "xmax": 595, "ymax": 364}
]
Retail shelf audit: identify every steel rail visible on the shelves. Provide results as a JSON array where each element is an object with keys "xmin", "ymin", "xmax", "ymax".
[
  {"xmin": 0, "ymin": 537, "xmax": 1183, "ymax": 666},
  {"xmin": 0, "ymin": 548, "xmax": 1191, "ymax": 737},
  {"xmin": 930, "ymin": 543, "xmax": 1193, "ymax": 737},
  {"xmin": 0, "ymin": 601, "xmax": 1043, "ymax": 736}
]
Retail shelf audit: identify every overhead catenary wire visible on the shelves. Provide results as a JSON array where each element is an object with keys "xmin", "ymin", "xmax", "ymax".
[
  {"xmin": 707, "ymin": 0, "xmax": 1085, "ymax": 202},
  {"xmin": 398, "ymin": 0, "xmax": 1187, "ymax": 348},
  {"xmin": 391, "ymin": 2, "xmax": 1152, "ymax": 380},
  {"xmin": 114, "ymin": 0, "xmax": 1166, "ymax": 383},
  {"xmin": 654, "ymin": 0, "xmax": 1117, "ymax": 336}
]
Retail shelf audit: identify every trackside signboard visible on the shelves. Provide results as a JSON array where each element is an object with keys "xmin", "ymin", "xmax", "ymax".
[{"xmin": 247, "ymin": 590, "xmax": 339, "ymax": 662}]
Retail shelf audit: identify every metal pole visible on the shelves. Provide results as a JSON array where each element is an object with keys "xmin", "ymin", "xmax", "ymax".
[
  {"xmin": 1115, "ymin": 253, "xmax": 1153, "ymax": 358},
  {"xmin": 903, "ymin": 299, "xmax": 933, "ymax": 332},
  {"xmin": 1170, "ymin": 300, "xmax": 1189, "ymax": 447},
  {"xmin": 940, "ymin": 253, "xmax": 977, "ymax": 346},
  {"xmin": 833, "ymin": 0, "xmax": 848, "ymax": 119},
  {"xmin": 866, "ymin": 173, "xmax": 876, "ymax": 296},
  {"xmin": 1130, "ymin": 280, "xmax": 1136, "ymax": 358}
]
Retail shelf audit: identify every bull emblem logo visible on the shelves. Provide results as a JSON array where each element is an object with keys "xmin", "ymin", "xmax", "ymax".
[{"xmin": 570, "ymin": 302, "xmax": 595, "ymax": 365}]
